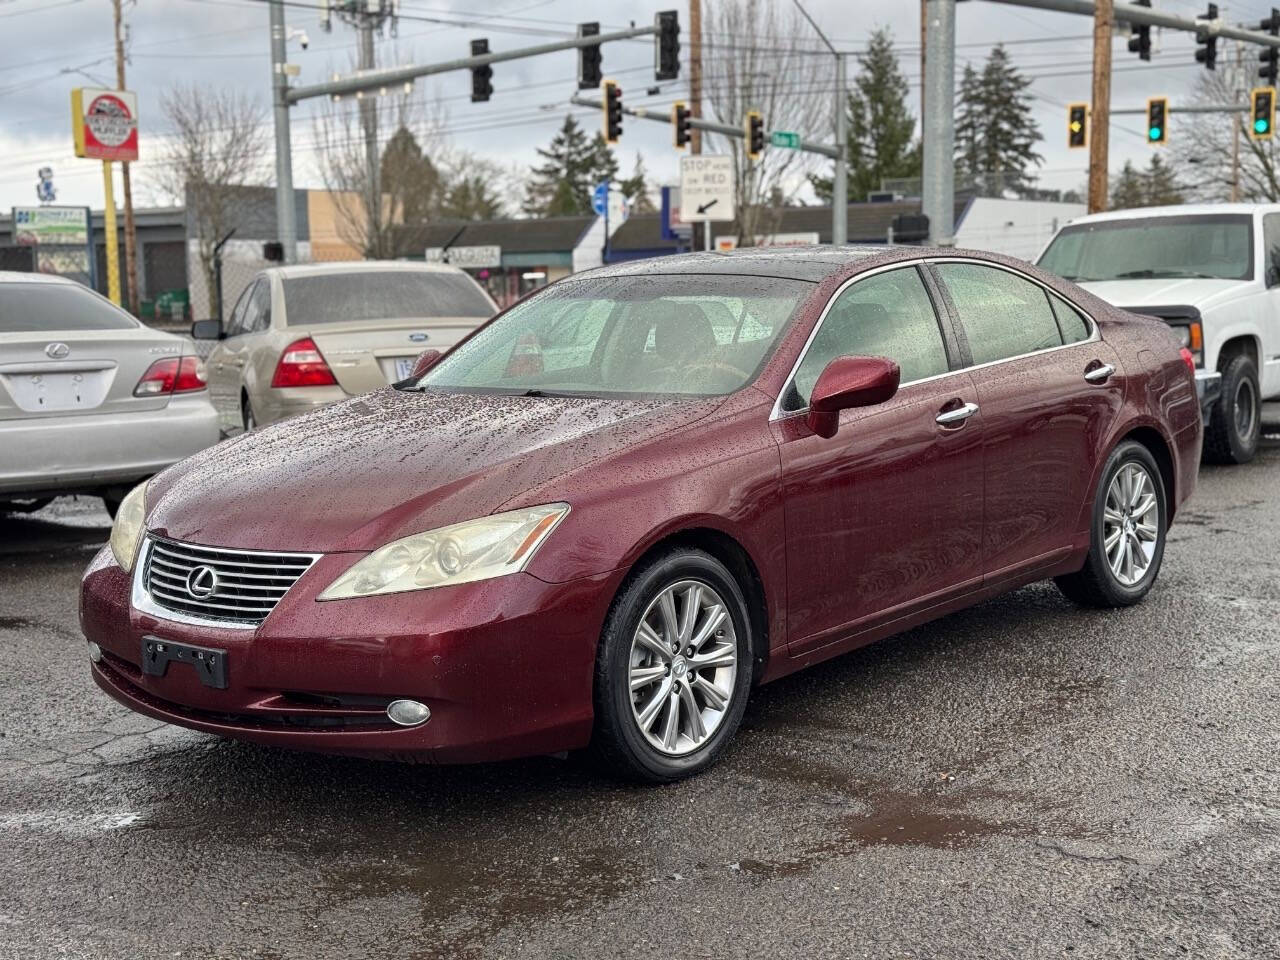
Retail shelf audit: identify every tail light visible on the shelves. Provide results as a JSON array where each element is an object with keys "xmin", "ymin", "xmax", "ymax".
[
  {"xmin": 134, "ymin": 356, "xmax": 206, "ymax": 396},
  {"xmin": 271, "ymin": 337, "xmax": 337, "ymax": 387},
  {"xmin": 1179, "ymin": 347, "xmax": 1196, "ymax": 375},
  {"xmin": 504, "ymin": 331, "xmax": 544, "ymax": 378}
]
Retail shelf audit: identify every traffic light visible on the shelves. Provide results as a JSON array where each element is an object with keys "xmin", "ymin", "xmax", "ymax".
[
  {"xmin": 578, "ymin": 22, "xmax": 601, "ymax": 90},
  {"xmin": 1260, "ymin": 8, "xmax": 1279, "ymax": 86},
  {"xmin": 1068, "ymin": 102, "xmax": 1088, "ymax": 149},
  {"xmin": 1147, "ymin": 96, "xmax": 1168, "ymax": 145},
  {"xmin": 745, "ymin": 110, "xmax": 764, "ymax": 160},
  {"xmin": 1128, "ymin": 0, "xmax": 1151, "ymax": 61},
  {"xmin": 655, "ymin": 10, "xmax": 680, "ymax": 81},
  {"xmin": 470, "ymin": 39, "xmax": 493, "ymax": 102},
  {"xmin": 602, "ymin": 79, "xmax": 622, "ymax": 144},
  {"xmin": 1252, "ymin": 86, "xmax": 1276, "ymax": 140},
  {"xmin": 673, "ymin": 101, "xmax": 691, "ymax": 150},
  {"xmin": 1195, "ymin": 4, "xmax": 1218, "ymax": 71}
]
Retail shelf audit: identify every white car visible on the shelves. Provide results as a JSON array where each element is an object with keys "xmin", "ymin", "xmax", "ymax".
[
  {"xmin": 1038, "ymin": 203, "xmax": 1280, "ymax": 464},
  {"xmin": 0, "ymin": 272, "xmax": 219, "ymax": 517}
]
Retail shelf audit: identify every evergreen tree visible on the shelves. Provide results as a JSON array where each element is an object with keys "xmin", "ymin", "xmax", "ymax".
[
  {"xmin": 954, "ymin": 45, "xmax": 1043, "ymax": 196},
  {"xmin": 619, "ymin": 155, "xmax": 657, "ymax": 214},
  {"xmin": 811, "ymin": 28, "xmax": 921, "ymax": 202},
  {"xmin": 380, "ymin": 126, "xmax": 441, "ymax": 226},
  {"xmin": 523, "ymin": 116, "xmax": 618, "ymax": 216},
  {"xmin": 440, "ymin": 174, "xmax": 503, "ymax": 220},
  {"xmin": 1110, "ymin": 160, "xmax": 1147, "ymax": 209},
  {"xmin": 1110, "ymin": 155, "xmax": 1184, "ymax": 209}
]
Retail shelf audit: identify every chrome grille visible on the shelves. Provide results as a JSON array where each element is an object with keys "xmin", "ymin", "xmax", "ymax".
[{"xmin": 142, "ymin": 536, "xmax": 318, "ymax": 626}]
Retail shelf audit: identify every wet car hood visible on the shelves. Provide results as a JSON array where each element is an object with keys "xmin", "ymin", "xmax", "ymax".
[{"xmin": 146, "ymin": 387, "xmax": 721, "ymax": 553}]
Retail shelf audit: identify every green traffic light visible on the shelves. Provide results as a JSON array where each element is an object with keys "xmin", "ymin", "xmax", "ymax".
[
  {"xmin": 1256, "ymin": 118, "xmax": 1271, "ymax": 133},
  {"xmin": 1148, "ymin": 126, "xmax": 1162, "ymax": 141}
]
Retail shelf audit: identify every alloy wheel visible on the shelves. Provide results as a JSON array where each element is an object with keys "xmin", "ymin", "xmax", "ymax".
[
  {"xmin": 1103, "ymin": 462, "xmax": 1160, "ymax": 587},
  {"xmin": 628, "ymin": 579, "xmax": 738, "ymax": 756}
]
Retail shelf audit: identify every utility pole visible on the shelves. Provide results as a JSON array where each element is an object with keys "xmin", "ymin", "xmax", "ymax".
[
  {"xmin": 1088, "ymin": 0, "xmax": 1113, "ymax": 213},
  {"xmin": 1232, "ymin": 40, "xmax": 1241, "ymax": 201},
  {"xmin": 922, "ymin": 0, "xmax": 956, "ymax": 245},
  {"xmin": 793, "ymin": 1, "xmax": 847, "ymax": 244},
  {"xmin": 269, "ymin": 0, "xmax": 297, "ymax": 263},
  {"xmin": 112, "ymin": 0, "xmax": 138, "ymax": 315},
  {"xmin": 358, "ymin": 9, "xmax": 380, "ymax": 256},
  {"xmin": 689, "ymin": 0, "xmax": 702, "ymax": 156}
]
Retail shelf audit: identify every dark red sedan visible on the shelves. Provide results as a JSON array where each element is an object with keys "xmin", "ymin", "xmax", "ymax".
[{"xmin": 81, "ymin": 247, "xmax": 1202, "ymax": 781}]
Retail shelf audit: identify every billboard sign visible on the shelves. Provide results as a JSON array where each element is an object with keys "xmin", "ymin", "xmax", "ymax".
[
  {"xmin": 11, "ymin": 205, "xmax": 90, "ymax": 246},
  {"xmin": 72, "ymin": 88, "xmax": 139, "ymax": 162},
  {"xmin": 425, "ymin": 245, "xmax": 502, "ymax": 269}
]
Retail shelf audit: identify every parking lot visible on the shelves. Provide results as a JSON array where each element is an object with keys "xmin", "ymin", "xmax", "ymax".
[{"xmin": 1, "ymin": 415, "xmax": 1277, "ymax": 959}]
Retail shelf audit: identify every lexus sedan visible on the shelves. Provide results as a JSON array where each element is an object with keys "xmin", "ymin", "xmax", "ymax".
[
  {"xmin": 1, "ymin": 272, "xmax": 218, "ymax": 518},
  {"xmin": 194, "ymin": 261, "xmax": 496, "ymax": 433},
  {"xmin": 81, "ymin": 247, "xmax": 1202, "ymax": 781}
]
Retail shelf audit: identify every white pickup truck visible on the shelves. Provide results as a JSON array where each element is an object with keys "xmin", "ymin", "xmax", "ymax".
[{"xmin": 1038, "ymin": 203, "xmax": 1279, "ymax": 464}]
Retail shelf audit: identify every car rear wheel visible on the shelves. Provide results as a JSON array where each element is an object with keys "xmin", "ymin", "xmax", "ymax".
[
  {"xmin": 1204, "ymin": 354, "xmax": 1260, "ymax": 465},
  {"xmin": 591, "ymin": 548, "xmax": 753, "ymax": 782},
  {"xmin": 242, "ymin": 395, "xmax": 257, "ymax": 432},
  {"xmin": 1055, "ymin": 440, "xmax": 1167, "ymax": 608}
]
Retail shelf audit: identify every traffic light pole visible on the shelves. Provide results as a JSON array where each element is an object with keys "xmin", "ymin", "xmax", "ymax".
[
  {"xmin": 922, "ymin": 0, "xmax": 956, "ymax": 245},
  {"xmin": 269, "ymin": 0, "xmax": 297, "ymax": 264}
]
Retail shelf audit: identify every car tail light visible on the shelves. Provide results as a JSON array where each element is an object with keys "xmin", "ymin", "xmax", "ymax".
[
  {"xmin": 505, "ymin": 331, "xmax": 544, "ymax": 378},
  {"xmin": 134, "ymin": 356, "xmax": 206, "ymax": 396},
  {"xmin": 271, "ymin": 337, "xmax": 337, "ymax": 387},
  {"xmin": 1179, "ymin": 347, "xmax": 1196, "ymax": 375}
]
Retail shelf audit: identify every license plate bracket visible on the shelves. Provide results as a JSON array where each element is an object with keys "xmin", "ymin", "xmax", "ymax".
[
  {"xmin": 141, "ymin": 636, "xmax": 229, "ymax": 689},
  {"xmin": 394, "ymin": 357, "xmax": 416, "ymax": 381}
]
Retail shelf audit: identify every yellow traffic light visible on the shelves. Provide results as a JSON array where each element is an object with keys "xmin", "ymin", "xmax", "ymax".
[{"xmin": 1068, "ymin": 103, "xmax": 1088, "ymax": 149}]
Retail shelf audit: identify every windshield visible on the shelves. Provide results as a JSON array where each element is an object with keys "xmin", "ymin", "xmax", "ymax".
[
  {"xmin": 1037, "ymin": 214, "xmax": 1254, "ymax": 282},
  {"xmin": 282, "ymin": 271, "xmax": 494, "ymax": 324},
  {"xmin": 416, "ymin": 273, "xmax": 812, "ymax": 398}
]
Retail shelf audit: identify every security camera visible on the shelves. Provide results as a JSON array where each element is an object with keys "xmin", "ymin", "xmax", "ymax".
[{"xmin": 289, "ymin": 28, "xmax": 310, "ymax": 50}]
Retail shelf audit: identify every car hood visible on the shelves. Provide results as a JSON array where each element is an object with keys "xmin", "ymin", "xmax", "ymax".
[
  {"xmin": 146, "ymin": 387, "xmax": 722, "ymax": 553},
  {"xmin": 1077, "ymin": 277, "xmax": 1249, "ymax": 311}
]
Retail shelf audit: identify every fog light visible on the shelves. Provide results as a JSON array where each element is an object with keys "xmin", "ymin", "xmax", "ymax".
[
  {"xmin": 87, "ymin": 642, "xmax": 103, "ymax": 664},
  {"xmin": 386, "ymin": 699, "xmax": 431, "ymax": 727}
]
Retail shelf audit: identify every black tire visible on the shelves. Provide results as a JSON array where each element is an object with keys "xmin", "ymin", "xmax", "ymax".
[
  {"xmin": 1055, "ymin": 440, "xmax": 1167, "ymax": 609},
  {"xmin": 242, "ymin": 395, "xmax": 257, "ymax": 433},
  {"xmin": 590, "ymin": 548, "xmax": 754, "ymax": 783},
  {"xmin": 102, "ymin": 493, "xmax": 122, "ymax": 520},
  {"xmin": 1204, "ymin": 353, "xmax": 1260, "ymax": 465}
]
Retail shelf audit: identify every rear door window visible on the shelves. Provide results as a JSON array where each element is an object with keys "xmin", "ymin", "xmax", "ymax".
[
  {"xmin": 0, "ymin": 282, "xmax": 136, "ymax": 333},
  {"xmin": 935, "ymin": 263, "xmax": 1064, "ymax": 365}
]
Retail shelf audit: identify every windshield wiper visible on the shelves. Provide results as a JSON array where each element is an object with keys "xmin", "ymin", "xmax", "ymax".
[{"xmin": 521, "ymin": 388, "xmax": 587, "ymax": 398}]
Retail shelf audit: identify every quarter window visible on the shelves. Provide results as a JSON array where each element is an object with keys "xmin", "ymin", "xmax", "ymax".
[
  {"xmin": 787, "ymin": 266, "xmax": 950, "ymax": 409},
  {"xmin": 936, "ymin": 263, "xmax": 1063, "ymax": 365},
  {"xmin": 1048, "ymin": 291, "xmax": 1090, "ymax": 345}
]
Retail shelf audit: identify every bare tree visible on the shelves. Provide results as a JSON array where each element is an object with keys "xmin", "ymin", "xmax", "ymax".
[
  {"xmin": 701, "ymin": 0, "xmax": 826, "ymax": 243},
  {"xmin": 1173, "ymin": 42, "xmax": 1280, "ymax": 202},
  {"xmin": 153, "ymin": 85, "xmax": 269, "ymax": 311}
]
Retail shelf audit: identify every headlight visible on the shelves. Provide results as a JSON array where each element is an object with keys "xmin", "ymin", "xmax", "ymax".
[
  {"xmin": 318, "ymin": 503, "xmax": 570, "ymax": 600},
  {"xmin": 109, "ymin": 481, "xmax": 148, "ymax": 573}
]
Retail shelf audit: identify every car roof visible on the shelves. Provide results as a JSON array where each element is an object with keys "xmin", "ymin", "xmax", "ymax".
[
  {"xmin": 576, "ymin": 245, "xmax": 900, "ymax": 283},
  {"xmin": 263, "ymin": 260, "xmax": 470, "ymax": 280},
  {"xmin": 1065, "ymin": 202, "xmax": 1280, "ymax": 225},
  {"xmin": 0, "ymin": 271, "xmax": 79, "ymax": 285}
]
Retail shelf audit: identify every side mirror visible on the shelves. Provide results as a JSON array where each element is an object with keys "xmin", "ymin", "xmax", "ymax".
[
  {"xmin": 1268, "ymin": 262, "xmax": 1280, "ymax": 288},
  {"xmin": 410, "ymin": 348, "xmax": 443, "ymax": 378},
  {"xmin": 806, "ymin": 355, "xmax": 900, "ymax": 439},
  {"xmin": 191, "ymin": 318, "xmax": 223, "ymax": 340}
]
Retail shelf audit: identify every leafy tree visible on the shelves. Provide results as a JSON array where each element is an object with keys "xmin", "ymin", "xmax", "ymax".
[
  {"xmin": 619, "ymin": 155, "xmax": 657, "ymax": 215},
  {"xmin": 440, "ymin": 174, "xmax": 503, "ymax": 220},
  {"xmin": 380, "ymin": 126, "xmax": 441, "ymax": 226},
  {"xmin": 811, "ymin": 28, "xmax": 921, "ymax": 202},
  {"xmin": 955, "ymin": 45, "xmax": 1043, "ymax": 197},
  {"xmin": 523, "ymin": 116, "xmax": 618, "ymax": 216}
]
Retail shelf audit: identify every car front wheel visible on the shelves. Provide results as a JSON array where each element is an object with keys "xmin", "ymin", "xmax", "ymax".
[
  {"xmin": 591, "ymin": 548, "xmax": 754, "ymax": 782},
  {"xmin": 1055, "ymin": 440, "xmax": 1167, "ymax": 608},
  {"xmin": 1204, "ymin": 353, "xmax": 1260, "ymax": 465}
]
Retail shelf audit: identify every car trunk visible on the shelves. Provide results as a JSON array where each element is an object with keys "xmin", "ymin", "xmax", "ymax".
[
  {"xmin": 0, "ymin": 328, "xmax": 184, "ymax": 422},
  {"xmin": 305, "ymin": 317, "xmax": 483, "ymax": 395}
]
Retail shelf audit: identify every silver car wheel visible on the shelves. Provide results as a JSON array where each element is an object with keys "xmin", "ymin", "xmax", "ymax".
[
  {"xmin": 628, "ymin": 579, "xmax": 738, "ymax": 757},
  {"xmin": 1103, "ymin": 462, "xmax": 1160, "ymax": 587}
]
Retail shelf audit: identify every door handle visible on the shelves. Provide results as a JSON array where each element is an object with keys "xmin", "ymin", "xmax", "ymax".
[
  {"xmin": 935, "ymin": 401, "xmax": 979, "ymax": 425},
  {"xmin": 1084, "ymin": 362, "xmax": 1115, "ymax": 383}
]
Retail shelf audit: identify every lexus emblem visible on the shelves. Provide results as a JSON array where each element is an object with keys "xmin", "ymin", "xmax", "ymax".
[
  {"xmin": 186, "ymin": 565, "xmax": 219, "ymax": 600},
  {"xmin": 45, "ymin": 342, "xmax": 70, "ymax": 359}
]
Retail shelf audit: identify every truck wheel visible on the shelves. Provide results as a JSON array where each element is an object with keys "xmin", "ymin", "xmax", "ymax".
[
  {"xmin": 1204, "ymin": 354, "xmax": 1260, "ymax": 465},
  {"xmin": 1055, "ymin": 440, "xmax": 1167, "ymax": 609}
]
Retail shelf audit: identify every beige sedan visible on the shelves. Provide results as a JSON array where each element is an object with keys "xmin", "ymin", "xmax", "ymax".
[{"xmin": 193, "ymin": 261, "xmax": 496, "ymax": 432}]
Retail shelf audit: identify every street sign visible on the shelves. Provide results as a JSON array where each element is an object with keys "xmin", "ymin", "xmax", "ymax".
[
  {"xmin": 680, "ymin": 155, "xmax": 735, "ymax": 222},
  {"xmin": 71, "ymin": 88, "xmax": 138, "ymax": 162},
  {"xmin": 425, "ymin": 244, "xmax": 502, "ymax": 268},
  {"xmin": 592, "ymin": 181, "xmax": 609, "ymax": 216},
  {"xmin": 770, "ymin": 130, "xmax": 801, "ymax": 149}
]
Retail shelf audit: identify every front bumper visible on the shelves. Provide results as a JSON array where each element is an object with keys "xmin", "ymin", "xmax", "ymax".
[
  {"xmin": 80, "ymin": 545, "xmax": 615, "ymax": 763},
  {"xmin": 1195, "ymin": 369, "xmax": 1222, "ymax": 423},
  {"xmin": 1, "ymin": 393, "xmax": 219, "ymax": 498}
]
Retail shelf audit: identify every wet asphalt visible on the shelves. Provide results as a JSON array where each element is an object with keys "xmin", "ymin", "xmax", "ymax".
[{"xmin": 2, "ymin": 415, "xmax": 1280, "ymax": 960}]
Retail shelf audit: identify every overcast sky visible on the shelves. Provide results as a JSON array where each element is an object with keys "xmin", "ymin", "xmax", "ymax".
[{"xmin": 0, "ymin": 0, "xmax": 1266, "ymax": 214}]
